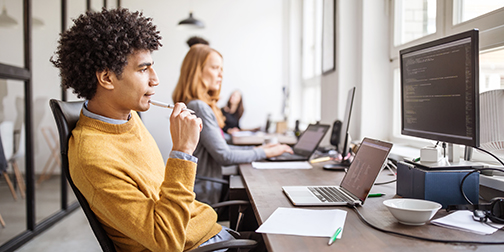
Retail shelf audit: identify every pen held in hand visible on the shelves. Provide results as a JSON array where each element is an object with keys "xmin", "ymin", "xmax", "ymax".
[
  {"xmin": 328, "ymin": 227, "xmax": 342, "ymax": 246},
  {"xmin": 150, "ymin": 100, "xmax": 195, "ymax": 114}
]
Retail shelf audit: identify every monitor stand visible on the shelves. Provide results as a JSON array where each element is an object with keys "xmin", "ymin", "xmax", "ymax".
[{"xmin": 323, "ymin": 159, "xmax": 351, "ymax": 171}]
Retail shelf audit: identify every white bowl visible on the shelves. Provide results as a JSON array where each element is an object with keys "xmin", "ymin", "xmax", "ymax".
[{"xmin": 383, "ymin": 198, "xmax": 442, "ymax": 225}]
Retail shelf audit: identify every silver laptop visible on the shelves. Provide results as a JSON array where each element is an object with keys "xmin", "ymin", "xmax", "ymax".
[
  {"xmin": 282, "ymin": 138, "xmax": 393, "ymax": 206},
  {"xmin": 267, "ymin": 123, "xmax": 330, "ymax": 162}
]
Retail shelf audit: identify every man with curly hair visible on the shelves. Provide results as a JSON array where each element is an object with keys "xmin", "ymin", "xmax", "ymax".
[{"xmin": 50, "ymin": 8, "xmax": 236, "ymax": 251}]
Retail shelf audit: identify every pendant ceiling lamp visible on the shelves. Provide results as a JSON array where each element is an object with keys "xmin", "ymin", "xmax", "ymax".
[
  {"xmin": 0, "ymin": 4, "xmax": 17, "ymax": 28},
  {"xmin": 177, "ymin": 12, "xmax": 204, "ymax": 30}
]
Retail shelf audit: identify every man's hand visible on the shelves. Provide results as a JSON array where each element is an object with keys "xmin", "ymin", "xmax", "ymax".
[
  {"xmin": 262, "ymin": 143, "xmax": 293, "ymax": 158},
  {"xmin": 170, "ymin": 103, "xmax": 202, "ymax": 155}
]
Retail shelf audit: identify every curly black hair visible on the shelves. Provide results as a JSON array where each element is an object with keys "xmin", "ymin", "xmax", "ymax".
[
  {"xmin": 186, "ymin": 36, "xmax": 209, "ymax": 47},
  {"xmin": 50, "ymin": 8, "xmax": 162, "ymax": 100}
]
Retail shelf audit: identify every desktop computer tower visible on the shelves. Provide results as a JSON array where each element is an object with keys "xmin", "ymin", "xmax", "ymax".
[{"xmin": 396, "ymin": 161, "xmax": 479, "ymax": 209}]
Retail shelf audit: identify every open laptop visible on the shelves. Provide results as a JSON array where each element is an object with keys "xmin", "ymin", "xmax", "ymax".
[
  {"xmin": 267, "ymin": 123, "xmax": 330, "ymax": 162},
  {"xmin": 282, "ymin": 138, "xmax": 393, "ymax": 206}
]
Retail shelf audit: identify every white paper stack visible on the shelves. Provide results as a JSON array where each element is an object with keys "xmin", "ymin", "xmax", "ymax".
[
  {"xmin": 431, "ymin": 210, "xmax": 504, "ymax": 235},
  {"xmin": 251, "ymin": 161, "xmax": 312, "ymax": 169},
  {"xmin": 256, "ymin": 207, "xmax": 347, "ymax": 237}
]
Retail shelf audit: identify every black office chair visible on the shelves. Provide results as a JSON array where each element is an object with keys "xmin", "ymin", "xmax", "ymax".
[{"xmin": 49, "ymin": 99, "xmax": 257, "ymax": 252}]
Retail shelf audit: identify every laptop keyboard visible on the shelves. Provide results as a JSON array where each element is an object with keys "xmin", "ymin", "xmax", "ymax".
[
  {"xmin": 279, "ymin": 153, "xmax": 305, "ymax": 159},
  {"xmin": 308, "ymin": 186, "xmax": 354, "ymax": 203},
  {"xmin": 271, "ymin": 152, "xmax": 306, "ymax": 160}
]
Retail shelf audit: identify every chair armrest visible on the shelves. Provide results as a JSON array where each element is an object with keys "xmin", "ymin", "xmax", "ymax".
[
  {"xmin": 211, "ymin": 200, "xmax": 250, "ymax": 209},
  {"xmin": 196, "ymin": 175, "xmax": 229, "ymax": 185},
  {"xmin": 188, "ymin": 239, "xmax": 257, "ymax": 252}
]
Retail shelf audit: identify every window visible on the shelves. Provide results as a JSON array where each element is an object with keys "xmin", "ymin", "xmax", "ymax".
[
  {"xmin": 302, "ymin": 0, "xmax": 322, "ymax": 80},
  {"xmin": 394, "ymin": 0, "xmax": 437, "ymax": 46},
  {"xmin": 453, "ymin": 0, "xmax": 504, "ymax": 24},
  {"xmin": 300, "ymin": 0, "xmax": 323, "ymax": 124},
  {"xmin": 480, "ymin": 47, "xmax": 504, "ymax": 93},
  {"xmin": 390, "ymin": 0, "xmax": 504, "ymax": 149}
]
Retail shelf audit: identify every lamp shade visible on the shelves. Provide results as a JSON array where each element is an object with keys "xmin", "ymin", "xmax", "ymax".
[
  {"xmin": 177, "ymin": 12, "xmax": 204, "ymax": 29},
  {"xmin": 0, "ymin": 5, "xmax": 17, "ymax": 27}
]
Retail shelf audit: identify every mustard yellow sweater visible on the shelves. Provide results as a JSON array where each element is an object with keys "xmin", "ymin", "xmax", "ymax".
[{"xmin": 69, "ymin": 111, "xmax": 221, "ymax": 252}]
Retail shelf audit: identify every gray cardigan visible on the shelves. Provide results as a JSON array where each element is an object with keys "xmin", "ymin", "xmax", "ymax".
[{"xmin": 188, "ymin": 100, "xmax": 266, "ymax": 204}]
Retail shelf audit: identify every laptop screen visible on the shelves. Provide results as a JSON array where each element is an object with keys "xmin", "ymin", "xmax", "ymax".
[
  {"xmin": 293, "ymin": 124, "xmax": 330, "ymax": 156},
  {"xmin": 339, "ymin": 138, "xmax": 393, "ymax": 202}
]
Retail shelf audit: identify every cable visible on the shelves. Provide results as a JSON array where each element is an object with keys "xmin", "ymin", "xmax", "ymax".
[
  {"xmin": 442, "ymin": 142, "xmax": 447, "ymax": 157},
  {"xmin": 474, "ymin": 146, "xmax": 504, "ymax": 166},
  {"xmin": 460, "ymin": 168, "xmax": 504, "ymax": 205},
  {"xmin": 351, "ymin": 206, "xmax": 504, "ymax": 244},
  {"xmin": 484, "ymin": 221, "xmax": 504, "ymax": 231},
  {"xmin": 374, "ymin": 161, "xmax": 397, "ymax": 185},
  {"xmin": 386, "ymin": 160, "xmax": 398, "ymax": 174},
  {"xmin": 374, "ymin": 179, "xmax": 396, "ymax": 185}
]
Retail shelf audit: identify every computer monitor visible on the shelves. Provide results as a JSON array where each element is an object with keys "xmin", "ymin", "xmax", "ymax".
[
  {"xmin": 400, "ymin": 29, "xmax": 479, "ymax": 148},
  {"xmin": 324, "ymin": 87, "xmax": 356, "ymax": 171}
]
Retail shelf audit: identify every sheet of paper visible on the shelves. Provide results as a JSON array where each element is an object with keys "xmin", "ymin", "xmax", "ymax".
[
  {"xmin": 431, "ymin": 210, "xmax": 504, "ymax": 235},
  {"xmin": 251, "ymin": 161, "xmax": 312, "ymax": 169},
  {"xmin": 232, "ymin": 131, "xmax": 256, "ymax": 137},
  {"xmin": 256, "ymin": 207, "xmax": 347, "ymax": 238}
]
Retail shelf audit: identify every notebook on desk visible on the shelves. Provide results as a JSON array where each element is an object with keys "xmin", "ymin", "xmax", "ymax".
[
  {"xmin": 282, "ymin": 138, "xmax": 393, "ymax": 206},
  {"xmin": 267, "ymin": 123, "xmax": 330, "ymax": 162}
]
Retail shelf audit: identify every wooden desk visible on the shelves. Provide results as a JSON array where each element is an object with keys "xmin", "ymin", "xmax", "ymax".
[
  {"xmin": 239, "ymin": 163, "xmax": 504, "ymax": 252},
  {"xmin": 231, "ymin": 133, "xmax": 297, "ymax": 146}
]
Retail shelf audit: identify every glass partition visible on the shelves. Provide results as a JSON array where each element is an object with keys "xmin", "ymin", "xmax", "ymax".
[
  {"xmin": 0, "ymin": 0, "xmax": 117, "ymax": 250},
  {"xmin": 0, "ymin": 79, "xmax": 27, "ymax": 245}
]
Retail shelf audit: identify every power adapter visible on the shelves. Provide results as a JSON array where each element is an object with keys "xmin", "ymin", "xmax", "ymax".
[{"xmin": 420, "ymin": 146, "xmax": 442, "ymax": 162}]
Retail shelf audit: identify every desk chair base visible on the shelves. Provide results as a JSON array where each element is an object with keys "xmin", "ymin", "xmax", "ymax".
[
  {"xmin": 0, "ymin": 212, "xmax": 5, "ymax": 227},
  {"xmin": 11, "ymin": 161, "xmax": 25, "ymax": 198}
]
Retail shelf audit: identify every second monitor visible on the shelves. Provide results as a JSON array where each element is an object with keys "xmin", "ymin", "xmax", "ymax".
[{"xmin": 324, "ymin": 87, "xmax": 356, "ymax": 171}]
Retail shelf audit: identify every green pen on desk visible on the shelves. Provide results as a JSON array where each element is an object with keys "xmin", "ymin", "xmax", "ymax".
[
  {"xmin": 368, "ymin": 193, "xmax": 385, "ymax": 197},
  {"xmin": 328, "ymin": 227, "xmax": 342, "ymax": 246}
]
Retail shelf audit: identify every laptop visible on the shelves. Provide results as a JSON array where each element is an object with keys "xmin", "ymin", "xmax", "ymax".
[
  {"xmin": 282, "ymin": 138, "xmax": 393, "ymax": 206},
  {"xmin": 267, "ymin": 123, "xmax": 330, "ymax": 161}
]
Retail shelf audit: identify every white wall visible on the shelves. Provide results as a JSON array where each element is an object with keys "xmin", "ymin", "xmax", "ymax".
[
  {"xmin": 320, "ymin": 0, "xmax": 391, "ymax": 146},
  {"xmin": 359, "ymin": 0, "xmax": 392, "ymax": 140},
  {"xmin": 320, "ymin": 0, "xmax": 362, "ymax": 146}
]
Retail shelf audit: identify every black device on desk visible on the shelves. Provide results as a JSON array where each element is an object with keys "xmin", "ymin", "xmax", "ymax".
[
  {"xmin": 324, "ymin": 87, "xmax": 356, "ymax": 171},
  {"xmin": 267, "ymin": 123, "xmax": 329, "ymax": 161}
]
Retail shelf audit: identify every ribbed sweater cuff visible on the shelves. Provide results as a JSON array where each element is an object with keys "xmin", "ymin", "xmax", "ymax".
[{"xmin": 165, "ymin": 158, "xmax": 197, "ymax": 190}]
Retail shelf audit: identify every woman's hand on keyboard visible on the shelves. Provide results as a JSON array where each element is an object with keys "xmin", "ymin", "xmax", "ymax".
[{"xmin": 261, "ymin": 143, "xmax": 293, "ymax": 158}]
